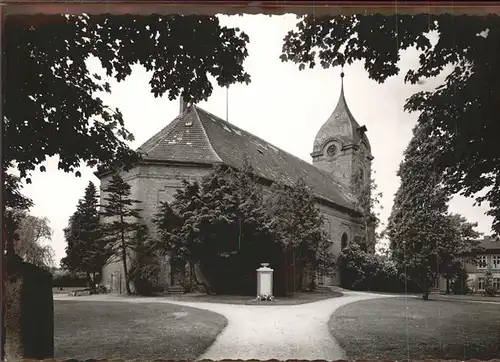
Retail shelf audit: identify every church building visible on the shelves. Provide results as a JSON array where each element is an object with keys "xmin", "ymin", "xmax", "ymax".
[{"xmin": 98, "ymin": 73, "xmax": 374, "ymax": 293}]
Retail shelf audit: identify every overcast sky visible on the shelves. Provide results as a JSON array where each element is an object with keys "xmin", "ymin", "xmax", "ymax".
[{"xmin": 20, "ymin": 14, "xmax": 494, "ymax": 266}]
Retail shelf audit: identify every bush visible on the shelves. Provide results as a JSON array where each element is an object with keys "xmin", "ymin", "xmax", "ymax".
[
  {"xmin": 450, "ymin": 268, "xmax": 471, "ymax": 295},
  {"xmin": 52, "ymin": 271, "xmax": 88, "ymax": 288},
  {"xmin": 483, "ymin": 269, "xmax": 497, "ymax": 296},
  {"xmin": 338, "ymin": 243, "xmax": 421, "ymax": 293},
  {"xmin": 130, "ymin": 259, "xmax": 160, "ymax": 296}
]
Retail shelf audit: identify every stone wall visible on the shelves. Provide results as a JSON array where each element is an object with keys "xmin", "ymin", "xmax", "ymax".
[
  {"xmin": 312, "ymin": 140, "xmax": 355, "ymax": 190},
  {"xmin": 5, "ymin": 255, "xmax": 54, "ymax": 360},
  {"xmin": 318, "ymin": 203, "xmax": 363, "ymax": 286}
]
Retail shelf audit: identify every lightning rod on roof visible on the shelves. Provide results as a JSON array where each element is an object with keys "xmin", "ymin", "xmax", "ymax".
[{"xmin": 226, "ymin": 85, "xmax": 229, "ymax": 123}]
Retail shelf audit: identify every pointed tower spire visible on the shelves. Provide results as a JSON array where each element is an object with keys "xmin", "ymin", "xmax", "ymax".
[
  {"xmin": 311, "ymin": 67, "xmax": 373, "ymax": 189},
  {"xmin": 338, "ymin": 67, "xmax": 347, "ymax": 109}
]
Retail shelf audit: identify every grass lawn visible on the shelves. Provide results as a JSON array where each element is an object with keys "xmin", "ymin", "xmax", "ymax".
[
  {"xmin": 328, "ymin": 297, "xmax": 500, "ymax": 360},
  {"xmin": 54, "ymin": 300, "xmax": 227, "ymax": 360},
  {"xmin": 163, "ymin": 288, "xmax": 342, "ymax": 305}
]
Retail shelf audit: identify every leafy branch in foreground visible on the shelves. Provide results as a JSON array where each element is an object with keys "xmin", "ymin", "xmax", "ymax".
[{"xmin": 282, "ymin": 14, "xmax": 500, "ymax": 234}]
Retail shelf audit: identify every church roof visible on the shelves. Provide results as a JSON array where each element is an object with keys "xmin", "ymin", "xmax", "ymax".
[
  {"xmin": 312, "ymin": 74, "xmax": 371, "ymax": 155},
  {"xmin": 137, "ymin": 105, "xmax": 356, "ymax": 212}
]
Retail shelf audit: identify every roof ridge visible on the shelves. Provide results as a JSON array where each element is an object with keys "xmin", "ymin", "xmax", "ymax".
[
  {"xmin": 192, "ymin": 106, "xmax": 224, "ymax": 163},
  {"xmin": 195, "ymin": 105, "xmax": 320, "ymax": 171},
  {"xmin": 194, "ymin": 105, "xmax": 354, "ymax": 206}
]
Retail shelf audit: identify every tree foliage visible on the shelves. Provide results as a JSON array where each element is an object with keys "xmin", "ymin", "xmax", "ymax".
[
  {"xmin": 4, "ymin": 13, "xmax": 251, "ymax": 185},
  {"xmin": 266, "ymin": 178, "xmax": 335, "ymax": 289},
  {"xmin": 154, "ymin": 161, "xmax": 278, "ymax": 294},
  {"xmin": 154, "ymin": 179, "xmax": 201, "ymax": 263},
  {"xmin": 129, "ymin": 225, "xmax": 161, "ymax": 296},
  {"xmin": 100, "ymin": 174, "xmax": 143, "ymax": 294},
  {"xmin": 12, "ymin": 213, "xmax": 55, "ymax": 269},
  {"xmin": 338, "ymin": 243, "xmax": 421, "ymax": 293},
  {"xmin": 281, "ymin": 14, "xmax": 500, "ymax": 234},
  {"xmin": 483, "ymin": 268, "xmax": 497, "ymax": 296},
  {"xmin": 61, "ymin": 181, "xmax": 110, "ymax": 286},
  {"xmin": 3, "ymin": 173, "xmax": 34, "ymax": 253},
  {"xmin": 439, "ymin": 213, "xmax": 481, "ymax": 293},
  {"xmin": 154, "ymin": 161, "xmax": 335, "ymax": 294},
  {"xmin": 388, "ymin": 122, "xmax": 483, "ymax": 299},
  {"xmin": 386, "ymin": 123, "xmax": 452, "ymax": 300},
  {"xmin": 352, "ymin": 168, "xmax": 382, "ymax": 252}
]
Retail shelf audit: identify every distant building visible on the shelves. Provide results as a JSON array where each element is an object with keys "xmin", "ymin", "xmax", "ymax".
[
  {"xmin": 466, "ymin": 236, "xmax": 500, "ymax": 293},
  {"xmin": 438, "ymin": 235, "xmax": 500, "ymax": 294},
  {"xmin": 96, "ymin": 74, "xmax": 375, "ymax": 294}
]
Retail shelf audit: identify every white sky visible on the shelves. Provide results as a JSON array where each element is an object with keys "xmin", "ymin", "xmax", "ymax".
[{"xmin": 19, "ymin": 14, "xmax": 494, "ymax": 266}]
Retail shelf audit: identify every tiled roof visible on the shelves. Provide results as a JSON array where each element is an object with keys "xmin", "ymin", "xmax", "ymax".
[
  {"xmin": 312, "ymin": 83, "xmax": 371, "ymax": 156},
  {"xmin": 476, "ymin": 236, "xmax": 500, "ymax": 251},
  {"xmin": 137, "ymin": 105, "xmax": 356, "ymax": 211},
  {"xmin": 137, "ymin": 107, "xmax": 222, "ymax": 164}
]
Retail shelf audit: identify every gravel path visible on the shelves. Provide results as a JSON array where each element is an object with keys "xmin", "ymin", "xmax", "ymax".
[{"xmin": 55, "ymin": 291, "xmax": 402, "ymax": 360}]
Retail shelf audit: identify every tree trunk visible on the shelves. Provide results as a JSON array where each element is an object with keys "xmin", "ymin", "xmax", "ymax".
[
  {"xmin": 445, "ymin": 278, "xmax": 450, "ymax": 295},
  {"xmin": 310, "ymin": 256, "xmax": 317, "ymax": 291},
  {"xmin": 91, "ymin": 272, "xmax": 98, "ymax": 292},
  {"xmin": 121, "ymin": 246, "xmax": 131, "ymax": 294},
  {"xmin": 422, "ymin": 278, "xmax": 429, "ymax": 300},
  {"xmin": 120, "ymin": 233, "xmax": 132, "ymax": 295},
  {"xmin": 85, "ymin": 272, "xmax": 92, "ymax": 288},
  {"xmin": 118, "ymin": 211, "xmax": 132, "ymax": 295}
]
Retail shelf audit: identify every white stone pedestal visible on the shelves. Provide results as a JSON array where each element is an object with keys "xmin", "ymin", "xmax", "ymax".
[{"xmin": 256, "ymin": 263, "xmax": 274, "ymax": 297}]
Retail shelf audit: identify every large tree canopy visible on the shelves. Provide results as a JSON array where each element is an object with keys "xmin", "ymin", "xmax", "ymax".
[
  {"xmin": 281, "ymin": 14, "xmax": 500, "ymax": 234},
  {"xmin": 4, "ymin": 14, "xmax": 250, "ymax": 182},
  {"xmin": 386, "ymin": 122, "xmax": 451, "ymax": 299}
]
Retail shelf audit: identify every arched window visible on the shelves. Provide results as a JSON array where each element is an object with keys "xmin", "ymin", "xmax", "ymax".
[
  {"xmin": 341, "ymin": 233, "xmax": 348, "ymax": 250},
  {"xmin": 358, "ymin": 168, "xmax": 365, "ymax": 184}
]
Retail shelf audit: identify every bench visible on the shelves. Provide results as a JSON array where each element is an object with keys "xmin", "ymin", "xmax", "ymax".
[{"xmin": 70, "ymin": 288, "xmax": 92, "ymax": 296}]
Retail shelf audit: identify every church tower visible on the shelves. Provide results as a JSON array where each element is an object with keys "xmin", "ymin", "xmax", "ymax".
[{"xmin": 311, "ymin": 72, "xmax": 374, "ymax": 197}]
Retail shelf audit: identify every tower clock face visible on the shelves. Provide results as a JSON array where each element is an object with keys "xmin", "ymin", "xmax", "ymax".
[{"xmin": 326, "ymin": 144, "xmax": 337, "ymax": 156}]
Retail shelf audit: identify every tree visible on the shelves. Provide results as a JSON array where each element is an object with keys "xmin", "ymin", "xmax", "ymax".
[
  {"xmin": 3, "ymin": 13, "xmax": 252, "ymax": 261},
  {"xmin": 61, "ymin": 181, "xmax": 110, "ymax": 287},
  {"xmin": 154, "ymin": 179, "xmax": 207, "ymax": 290},
  {"xmin": 352, "ymin": 169, "xmax": 383, "ymax": 253},
  {"xmin": 154, "ymin": 161, "xmax": 278, "ymax": 294},
  {"xmin": 13, "ymin": 213, "xmax": 55, "ymax": 270},
  {"xmin": 100, "ymin": 174, "xmax": 143, "ymax": 295},
  {"xmin": 154, "ymin": 179, "xmax": 202, "ymax": 265},
  {"xmin": 281, "ymin": 14, "xmax": 500, "ymax": 235},
  {"xmin": 483, "ymin": 267, "xmax": 497, "ymax": 297},
  {"xmin": 266, "ymin": 178, "xmax": 335, "ymax": 290},
  {"xmin": 3, "ymin": 13, "xmax": 251, "ymax": 358},
  {"xmin": 439, "ymin": 213, "xmax": 480, "ymax": 294},
  {"xmin": 225, "ymin": 159, "xmax": 277, "ymax": 292},
  {"xmin": 129, "ymin": 225, "xmax": 161, "ymax": 296},
  {"xmin": 4, "ymin": 14, "xmax": 251, "ymax": 184},
  {"xmin": 3, "ymin": 174, "xmax": 34, "ymax": 254},
  {"xmin": 386, "ymin": 123, "xmax": 451, "ymax": 300}
]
